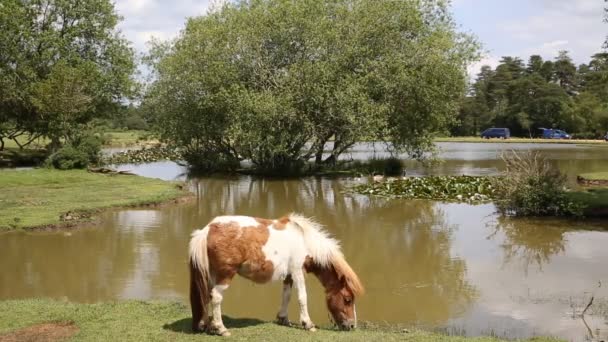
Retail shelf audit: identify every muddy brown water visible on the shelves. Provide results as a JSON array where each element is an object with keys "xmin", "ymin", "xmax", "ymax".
[{"xmin": 1, "ymin": 143, "xmax": 608, "ymax": 341}]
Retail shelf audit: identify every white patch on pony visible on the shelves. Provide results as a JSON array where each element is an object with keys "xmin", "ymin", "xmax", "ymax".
[
  {"xmin": 262, "ymin": 224, "xmax": 305, "ymax": 281},
  {"xmin": 212, "ymin": 215, "xmax": 260, "ymax": 227}
]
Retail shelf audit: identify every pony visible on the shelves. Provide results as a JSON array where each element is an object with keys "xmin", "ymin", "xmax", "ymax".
[{"xmin": 188, "ymin": 213, "xmax": 364, "ymax": 336}]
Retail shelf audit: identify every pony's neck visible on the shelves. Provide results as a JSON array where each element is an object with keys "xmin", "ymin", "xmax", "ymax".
[{"xmin": 304, "ymin": 257, "xmax": 341, "ymax": 293}]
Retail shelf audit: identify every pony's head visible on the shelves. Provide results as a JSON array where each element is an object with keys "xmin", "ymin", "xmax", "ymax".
[{"xmin": 305, "ymin": 255, "xmax": 364, "ymax": 330}]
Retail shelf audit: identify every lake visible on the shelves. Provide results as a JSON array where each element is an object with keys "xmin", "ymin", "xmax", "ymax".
[{"xmin": 1, "ymin": 142, "xmax": 607, "ymax": 341}]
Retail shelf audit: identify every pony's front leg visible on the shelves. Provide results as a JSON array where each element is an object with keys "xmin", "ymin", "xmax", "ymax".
[
  {"xmin": 276, "ymin": 275, "xmax": 292, "ymax": 326},
  {"xmin": 292, "ymin": 271, "xmax": 316, "ymax": 331},
  {"xmin": 209, "ymin": 284, "xmax": 231, "ymax": 336}
]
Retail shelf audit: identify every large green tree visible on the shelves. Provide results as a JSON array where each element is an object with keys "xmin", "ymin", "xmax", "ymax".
[
  {"xmin": 145, "ymin": 0, "xmax": 479, "ymax": 172},
  {"xmin": 0, "ymin": 0, "xmax": 135, "ymax": 150}
]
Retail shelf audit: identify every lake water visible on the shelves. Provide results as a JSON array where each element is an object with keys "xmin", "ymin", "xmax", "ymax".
[{"xmin": 1, "ymin": 142, "xmax": 607, "ymax": 341}]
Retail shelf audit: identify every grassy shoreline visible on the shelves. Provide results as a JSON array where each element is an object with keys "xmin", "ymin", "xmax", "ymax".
[
  {"xmin": 0, "ymin": 169, "xmax": 190, "ymax": 231},
  {"xmin": 0, "ymin": 299, "xmax": 562, "ymax": 342}
]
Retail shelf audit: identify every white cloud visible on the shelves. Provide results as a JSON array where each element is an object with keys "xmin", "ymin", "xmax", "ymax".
[
  {"xmin": 115, "ymin": 0, "xmax": 212, "ymax": 54},
  {"xmin": 499, "ymin": 0, "xmax": 604, "ymax": 64},
  {"xmin": 467, "ymin": 54, "xmax": 500, "ymax": 80}
]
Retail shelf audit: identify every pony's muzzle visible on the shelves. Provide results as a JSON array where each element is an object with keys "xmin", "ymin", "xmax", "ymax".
[{"xmin": 340, "ymin": 319, "xmax": 356, "ymax": 331}]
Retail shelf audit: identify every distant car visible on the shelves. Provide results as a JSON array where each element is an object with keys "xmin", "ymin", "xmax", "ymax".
[
  {"xmin": 538, "ymin": 128, "xmax": 571, "ymax": 139},
  {"xmin": 604, "ymin": 132, "xmax": 608, "ymax": 141},
  {"xmin": 481, "ymin": 128, "xmax": 510, "ymax": 139}
]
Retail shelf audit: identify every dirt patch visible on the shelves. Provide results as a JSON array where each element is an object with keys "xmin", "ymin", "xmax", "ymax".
[{"xmin": 0, "ymin": 322, "xmax": 78, "ymax": 342}]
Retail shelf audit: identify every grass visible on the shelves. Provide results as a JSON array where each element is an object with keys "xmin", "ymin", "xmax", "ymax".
[
  {"xmin": 567, "ymin": 188, "xmax": 608, "ymax": 213},
  {"xmin": 0, "ymin": 299, "xmax": 563, "ymax": 342},
  {"xmin": 435, "ymin": 137, "xmax": 608, "ymax": 145},
  {"xmin": 1, "ymin": 130, "xmax": 156, "ymax": 149},
  {"xmin": 0, "ymin": 169, "xmax": 189, "ymax": 230},
  {"xmin": 103, "ymin": 130, "xmax": 158, "ymax": 147},
  {"xmin": 578, "ymin": 172, "xmax": 608, "ymax": 181}
]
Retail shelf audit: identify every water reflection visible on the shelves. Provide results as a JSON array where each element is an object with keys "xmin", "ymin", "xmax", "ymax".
[{"xmin": 489, "ymin": 218, "xmax": 568, "ymax": 273}]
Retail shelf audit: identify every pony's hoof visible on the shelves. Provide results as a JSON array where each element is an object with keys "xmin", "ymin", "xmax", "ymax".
[
  {"xmin": 208, "ymin": 326, "xmax": 230, "ymax": 337},
  {"xmin": 276, "ymin": 316, "xmax": 291, "ymax": 326},
  {"xmin": 301, "ymin": 321, "xmax": 316, "ymax": 331}
]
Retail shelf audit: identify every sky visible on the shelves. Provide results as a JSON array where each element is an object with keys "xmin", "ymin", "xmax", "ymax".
[{"xmin": 115, "ymin": 0, "xmax": 607, "ymax": 78}]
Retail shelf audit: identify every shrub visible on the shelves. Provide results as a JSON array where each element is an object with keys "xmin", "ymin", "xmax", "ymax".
[
  {"xmin": 491, "ymin": 151, "xmax": 584, "ymax": 216},
  {"xmin": 45, "ymin": 133, "xmax": 102, "ymax": 170},
  {"xmin": 124, "ymin": 114, "xmax": 149, "ymax": 130},
  {"xmin": 46, "ymin": 145, "xmax": 89, "ymax": 169}
]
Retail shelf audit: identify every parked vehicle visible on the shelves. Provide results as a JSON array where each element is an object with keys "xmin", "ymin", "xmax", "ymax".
[
  {"xmin": 604, "ymin": 132, "xmax": 608, "ymax": 141},
  {"xmin": 538, "ymin": 128, "xmax": 571, "ymax": 139},
  {"xmin": 481, "ymin": 128, "xmax": 510, "ymax": 139}
]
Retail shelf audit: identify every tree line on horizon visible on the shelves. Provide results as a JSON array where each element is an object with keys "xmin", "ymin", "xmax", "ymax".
[{"xmin": 453, "ymin": 51, "xmax": 608, "ymax": 138}]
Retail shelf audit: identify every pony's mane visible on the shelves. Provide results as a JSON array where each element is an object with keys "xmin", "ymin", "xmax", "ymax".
[{"xmin": 287, "ymin": 213, "xmax": 364, "ymax": 296}]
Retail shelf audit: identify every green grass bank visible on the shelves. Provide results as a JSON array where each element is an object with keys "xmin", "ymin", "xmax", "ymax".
[
  {"xmin": 0, "ymin": 299, "xmax": 562, "ymax": 342},
  {"xmin": 0, "ymin": 169, "xmax": 189, "ymax": 230}
]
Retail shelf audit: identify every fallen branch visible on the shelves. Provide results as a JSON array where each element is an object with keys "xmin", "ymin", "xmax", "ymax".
[{"xmin": 87, "ymin": 167, "xmax": 135, "ymax": 176}]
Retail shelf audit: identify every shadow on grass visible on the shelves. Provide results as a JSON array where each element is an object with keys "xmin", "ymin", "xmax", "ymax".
[{"xmin": 163, "ymin": 316, "xmax": 266, "ymax": 334}]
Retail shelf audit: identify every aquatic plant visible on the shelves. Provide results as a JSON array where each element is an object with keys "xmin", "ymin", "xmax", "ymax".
[
  {"xmin": 491, "ymin": 151, "xmax": 584, "ymax": 217},
  {"xmin": 103, "ymin": 146, "xmax": 182, "ymax": 165},
  {"xmin": 351, "ymin": 176, "xmax": 497, "ymax": 203}
]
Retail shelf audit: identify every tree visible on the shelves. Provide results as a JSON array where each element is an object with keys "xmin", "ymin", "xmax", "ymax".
[
  {"xmin": 145, "ymin": 0, "xmax": 479, "ymax": 172},
  {"xmin": 0, "ymin": 0, "xmax": 135, "ymax": 150},
  {"xmin": 526, "ymin": 55, "xmax": 544, "ymax": 75},
  {"xmin": 553, "ymin": 51, "xmax": 577, "ymax": 94}
]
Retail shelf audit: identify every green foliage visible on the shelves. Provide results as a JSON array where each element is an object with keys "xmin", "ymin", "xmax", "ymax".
[
  {"xmin": 455, "ymin": 52, "xmax": 608, "ymax": 137},
  {"xmin": 45, "ymin": 132, "xmax": 101, "ymax": 169},
  {"xmin": 145, "ymin": 0, "xmax": 479, "ymax": 173},
  {"xmin": 46, "ymin": 145, "xmax": 90, "ymax": 170},
  {"xmin": 0, "ymin": 0, "xmax": 136, "ymax": 149},
  {"xmin": 491, "ymin": 151, "xmax": 584, "ymax": 217},
  {"xmin": 352, "ymin": 176, "xmax": 496, "ymax": 203},
  {"xmin": 124, "ymin": 114, "xmax": 149, "ymax": 131}
]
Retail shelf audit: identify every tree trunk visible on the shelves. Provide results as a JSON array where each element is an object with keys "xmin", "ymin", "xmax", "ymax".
[
  {"xmin": 49, "ymin": 136, "xmax": 61, "ymax": 153},
  {"xmin": 0, "ymin": 138, "xmax": 4, "ymax": 151}
]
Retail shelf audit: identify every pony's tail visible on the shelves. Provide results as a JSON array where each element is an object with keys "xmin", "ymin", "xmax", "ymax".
[{"xmin": 189, "ymin": 227, "xmax": 211, "ymax": 333}]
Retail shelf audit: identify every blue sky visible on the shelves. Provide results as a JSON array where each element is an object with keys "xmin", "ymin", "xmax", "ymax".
[{"xmin": 116, "ymin": 0, "xmax": 607, "ymax": 77}]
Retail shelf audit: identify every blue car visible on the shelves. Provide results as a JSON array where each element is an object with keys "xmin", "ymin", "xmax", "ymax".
[
  {"xmin": 481, "ymin": 128, "xmax": 510, "ymax": 139},
  {"xmin": 539, "ymin": 128, "xmax": 571, "ymax": 139}
]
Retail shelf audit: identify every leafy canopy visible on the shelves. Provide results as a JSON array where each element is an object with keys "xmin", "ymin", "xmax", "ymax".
[
  {"xmin": 0, "ymin": 0, "xmax": 135, "ymax": 149},
  {"xmin": 145, "ymin": 0, "xmax": 479, "ymax": 172}
]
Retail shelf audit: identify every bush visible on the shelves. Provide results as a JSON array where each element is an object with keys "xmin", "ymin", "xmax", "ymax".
[
  {"xmin": 124, "ymin": 114, "xmax": 149, "ymax": 130},
  {"xmin": 491, "ymin": 151, "xmax": 584, "ymax": 216},
  {"xmin": 45, "ymin": 133, "xmax": 102, "ymax": 170},
  {"xmin": 45, "ymin": 146, "xmax": 90, "ymax": 169}
]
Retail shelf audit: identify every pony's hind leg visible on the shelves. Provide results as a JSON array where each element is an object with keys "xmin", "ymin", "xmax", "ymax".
[
  {"xmin": 208, "ymin": 284, "xmax": 231, "ymax": 336},
  {"xmin": 276, "ymin": 275, "xmax": 293, "ymax": 326},
  {"xmin": 292, "ymin": 270, "xmax": 316, "ymax": 331}
]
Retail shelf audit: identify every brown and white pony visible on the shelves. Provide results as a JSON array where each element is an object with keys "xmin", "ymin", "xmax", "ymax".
[{"xmin": 188, "ymin": 213, "xmax": 364, "ymax": 336}]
